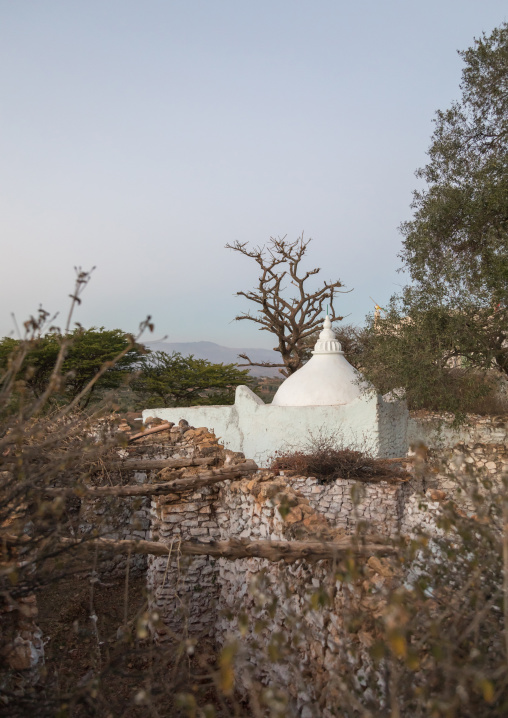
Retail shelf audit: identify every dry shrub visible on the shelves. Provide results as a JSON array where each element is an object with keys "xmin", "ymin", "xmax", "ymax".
[{"xmin": 271, "ymin": 432, "xmax": 408, "ymax": 484}]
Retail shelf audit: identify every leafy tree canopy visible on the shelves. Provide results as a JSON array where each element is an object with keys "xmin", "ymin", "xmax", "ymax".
[
  {"xmin": 361, "ymin": 24, "xmax": 508, "ymax": 415},
  {"xmin": 0, "ymin": 327, "xmax": 145, "ymax": 406},
  {"xmin": 400, "ymin": 22, "xmax": 508, "ymax": 299},
  {"xmin": 133, "ymin": 351, "xmax": 252, "ymax": 407}
]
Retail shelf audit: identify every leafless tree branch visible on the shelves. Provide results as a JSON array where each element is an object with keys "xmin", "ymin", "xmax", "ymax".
[{"xmin": 226, "ymin": 234, "xmax": 348, "ymax": 375}]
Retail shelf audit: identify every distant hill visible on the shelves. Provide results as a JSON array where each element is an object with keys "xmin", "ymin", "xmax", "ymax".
[{"xmin": 143, "ymin": 340, "xmax": 283, "ymax": 378}]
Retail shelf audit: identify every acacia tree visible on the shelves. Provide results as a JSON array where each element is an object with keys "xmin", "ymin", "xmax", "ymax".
[
  {"xmin": 133, "ymin": 350, "xmax": 252, "ymax": 406},
  {"xmin": 361, "ymin": 23, "xmax": 508, "ymax": 413},
  {"xmin": 226, "ymin": 235, "xmax": 346, "ymax": 375},
  {"xmin": 0, "ymin": 327, "xmax": 145, "ymax": 407}
]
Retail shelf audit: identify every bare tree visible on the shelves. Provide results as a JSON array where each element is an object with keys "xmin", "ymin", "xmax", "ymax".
[{"xmin": 226, "ymin": 235, "xmax": 347, "ymax": 376}]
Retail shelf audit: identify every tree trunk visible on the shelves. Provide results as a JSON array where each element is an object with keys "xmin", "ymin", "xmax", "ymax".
[
  {"xmin": 44, "ymin": 460, "xmax": 258, "ymax": 497},
  {"xmin": 64, "ymin": 536, "xmax": 397, "ymax": 563},
  {"xmin": 104, "ymin": 456, "xmax": 216, "ymax": 471}
]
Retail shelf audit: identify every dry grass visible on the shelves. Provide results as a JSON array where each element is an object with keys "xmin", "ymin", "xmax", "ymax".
[{"xmin": 270, "ymin": 434, "xmax": 409, "ymax": 484}]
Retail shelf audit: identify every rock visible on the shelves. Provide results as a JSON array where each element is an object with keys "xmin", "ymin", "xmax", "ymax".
[{"xmin": 367, "ymin": 556, "xmax": 393, "ymax": 577}]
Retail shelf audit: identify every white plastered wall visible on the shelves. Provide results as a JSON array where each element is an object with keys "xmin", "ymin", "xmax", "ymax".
[{"xmin": 142, "ymin": 386, "xmax": 408, "ymax": 466}]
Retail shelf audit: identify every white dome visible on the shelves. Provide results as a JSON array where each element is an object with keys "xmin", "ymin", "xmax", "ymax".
[{"xmin": 271, "ymin": 316, "xmax": 365, "ymax": 407}]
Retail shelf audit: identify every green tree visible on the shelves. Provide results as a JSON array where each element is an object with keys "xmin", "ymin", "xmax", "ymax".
[
  {"xmin": 361, "ymin": 24, "xmax": 508, "ymax": 413},
  {"xmin": 0, "ymin": 327, "xmax": 145, "ymax": 407},
  {"xmin": 134, "ymin": 351, "xmax": 252, "ymax": 407},
  {"xmin": 400, "ymin": 23, "xmax": 508, "ymax": 299}
]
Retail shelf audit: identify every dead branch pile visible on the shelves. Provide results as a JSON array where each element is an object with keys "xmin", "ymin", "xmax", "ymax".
[{"xmin": 271, "ymin": 447, "xmax": 409, "ymax": 484}]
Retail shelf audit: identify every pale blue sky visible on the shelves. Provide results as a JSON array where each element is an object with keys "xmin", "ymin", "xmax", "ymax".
[{"xmin": 1, "ymin": 1, "xmax": 506, "ymax": 347}]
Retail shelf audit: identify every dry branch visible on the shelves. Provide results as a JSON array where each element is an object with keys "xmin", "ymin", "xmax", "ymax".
[
  {"xmin": 128, "ymin": 422, "xmax": 173, "ymax": 443},
  {"xmin": 63, "ymin": 536, "xmax": 397, "ymax": 563},
  {"xmin": 104, "ymin": 457, "xmax": 215, "ymax": 472},
  {"xmin": 43, "ymin": 460, "xmax": 258, "ymax": 498},
  {"xmin": 226, "ymin": 235, "xmax": 348, "ymax": 375},
  {"xmin": 4, "ymin": 455, "xmax": 216, "ymax": 476},
  {"xmin": 237, "ymin": 354, "xmax": 286, "ymax": 370}
]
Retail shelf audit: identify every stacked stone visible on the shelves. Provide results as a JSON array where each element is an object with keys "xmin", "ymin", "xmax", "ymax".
[
  {"xmin": 146, "ymin": 422, "xmax": 244, "ymax": 640},
  {"xmin": 79, "ymin": 487, "xmax": 152, "ymax": 576},
  {"xmin": 401, "ymin": 489, "xmax": 448, "ymax": 537},
  {"xmin": 423, "ymin": 442, "xmax": 508, "ymax": 515},
  {"xmin": 442, "ymin": 442, "xmax": 508, "ymax": 474},
  {"xmin": 288, "ymin": 475, "xmax": 404, "ymax": 536},
  {"xmin": 216, "ymin": 477, "xmax": 286, "ymax": 542},
  {"xmin": 213, "ymin": 474, "xmax": 399, "ymax": 717},
  {"xmin": 140, "ymin": 414, "xmax": 508, "ymax": 715},
  {"xmin": 148, "ymin": 481, "xmax": 222, "ymax": 639},
  {"xmin": 2, "ymin": 594, "xmax": 44, "ymax": 681},
  {"xmin": 408, "ymin": 411, "xmax": 508, "ymax": 449},
  {"xmin": 79, "ymin": 417, "xmax": 224, "ymax": 577},
  {"xmin": 142, "ymin": 425, "xmax": 464, "ymax": 715}
]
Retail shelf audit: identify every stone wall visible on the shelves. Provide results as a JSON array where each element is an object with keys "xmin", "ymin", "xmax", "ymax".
[
  {"xmin": 213, "ymin": 474, "xmax": 402, "ymax": 717},
  {"xmin": 408, "ymin": 412, "xmax": 508, "ymax": 449},
  {"xmin": 78, "ymin": 418, "xmax": 225, "ymax": 577},
  {"xmin": 405, "ymin": 411, "xmax": 508, "ymax": 515},
  {"xmin": 141, "ymin": 415, "xmax": 507, "ymax": 716},
  {"xmin": 288, "ymin": 475, "xmax": 413, "ymax": 536},
  {"xmin": 422, "ymin": 441, "xmax": 508, "ymax": 516},
  {"xmin": 144, "ymin": 423, "xmax": 246, "ymax": 639},
  {"xmin": 143, "ymin": 422, "xmax": 418, "ymax": 715},
  {"xmin": 148, "ymin": 479, "xmax": 222, "ymax": 639},
  {"xmin": 79, "ymin": 490, "xmax": 151, "ymax": 576}
]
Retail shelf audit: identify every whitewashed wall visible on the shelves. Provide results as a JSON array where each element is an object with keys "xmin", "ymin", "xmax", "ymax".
[{"xmin": 142, "ymin": 385, "xmax": 408, "ymax": 466}]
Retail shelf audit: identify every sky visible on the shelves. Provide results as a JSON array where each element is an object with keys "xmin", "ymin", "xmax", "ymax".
[{"xmin": 1, "ymin": 1, "xmax": 506, "ymax": 348}]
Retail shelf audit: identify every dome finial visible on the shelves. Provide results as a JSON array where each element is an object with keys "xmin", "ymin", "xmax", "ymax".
[{"xmin": 312, "ymin": 315, "xmax": 343, "ymax": 355}]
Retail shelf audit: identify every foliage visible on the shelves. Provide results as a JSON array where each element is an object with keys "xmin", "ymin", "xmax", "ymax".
[
  {"xmin": 361, "ymin": 289, "xmax": 508, "ymax": 414},
  {"xmin": 400, "ymin": 22, "xmax": 508, "ymax": 299},
  {"xmin": 302, "ymin": 322, "xmax": 369, "ymax": 368},
  {"xmin": 227, "ymin": 235, "xmax": 346, "ymax": 376},
  {"xmin": 0, "ymin": 275, "xmax": 160, "ymax": 713},
  {"xmin": 133, "ymin": 350, "xmax": 252, "ymax": 407},
  {"xmin": 0, "ymin": 327, "xmax": 145, "ymax": 407},
  {"xmin": 361, "ymin": 23, "xmax": 508, "ymax": 413}
]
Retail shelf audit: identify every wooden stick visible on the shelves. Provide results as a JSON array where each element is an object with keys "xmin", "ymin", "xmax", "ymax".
[
  {"xmin": 63, "ymin": 536, "xmax": 397, "ymax": 563},
  {"xmin": 105, "ymin": 457, "xmax": 214, "ymax": 472},
  {"xmin": 128, "ymin": 422, "xmax": 173, "ymax": 443},
  {"xmin": 383, "ymin": 457, "xmax": 414, "ymax": 463},
  {"xmin": 44, "ymin": 460, "xmax": 258, "ymax": 498}
]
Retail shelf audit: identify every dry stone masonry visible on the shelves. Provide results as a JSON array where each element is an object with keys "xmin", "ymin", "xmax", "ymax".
[
  {"xmin": 55, "ymin": 406, "xmax": 507, "ymax": 716},
  {"xmin": 288, "ymin": 474, "xmax": 413, "ymax": 536},
  {"xmin": 136, "ymin": 410, "xmax": 508, "ymax": 716}
]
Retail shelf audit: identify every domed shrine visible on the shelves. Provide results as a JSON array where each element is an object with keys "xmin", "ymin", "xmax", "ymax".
[
  {"xmin": 142, "ymin": 316, "xmax": 408, "ymax": 466},
  {"xmin": 272, "ymin": 316, "xmax": 365, "ymax": 407}
]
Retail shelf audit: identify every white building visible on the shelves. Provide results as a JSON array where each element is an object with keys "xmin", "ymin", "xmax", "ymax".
[{"xmin": 142, "ymin": 317, "xmax": 408, "ymax": 466}]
